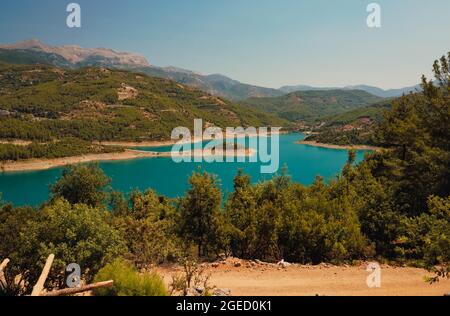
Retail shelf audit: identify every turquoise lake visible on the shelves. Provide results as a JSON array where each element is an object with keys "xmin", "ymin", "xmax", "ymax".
[{"xmin": 0, "ymin": 134, "xmax": 369, "ymax": 206}]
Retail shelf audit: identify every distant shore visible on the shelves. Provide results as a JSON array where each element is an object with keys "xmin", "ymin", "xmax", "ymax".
[
  {"xmin": 0, "ymin": 150, "xmax": 160, "ymax": 173},
  {"xmin": 94, "ymin": 140, "xmax": 178, "ymax": 148},
  {"xmin": 96, "ymin": 131, "xmax": 285, "ymax": 148},
  {"xmin": 297, "ymin": 140, "xmax": 381, "ymax": 151},
  {"xmin": 1, "ymin": 130, "xmax": 286, "ymax": 149},
  {"xmin": 0, "ymin": 131, "xmax": 279, "ymax": 172},
  {"xmin": 0, "ymin": 148, "xmax": 256, "ymax": 173}
]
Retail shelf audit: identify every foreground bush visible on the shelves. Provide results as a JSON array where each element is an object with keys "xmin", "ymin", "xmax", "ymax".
[
  {"xmin": 93, "ymin": 259, "xmax": 167, "ymax": 296},
  {"xmin": 0, "ymin": 199, "xmax": 126, "ymax": 293},
  {"xmin": 110, "ymin": 190, "xmax": 181, "ymax": 266},
  {"xmin": 50, "ymin": 164, "xmax": 111, "ymax": 207},
  {"xmin": 38, "ymin": 199, "xmax": 126, "ymax": 286},
  {"xmin": 226, "ymin": 170, "xmax": 371, "ymax": 263}
]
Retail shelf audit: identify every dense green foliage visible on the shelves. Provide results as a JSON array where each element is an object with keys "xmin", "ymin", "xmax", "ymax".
[
  {"xmin": 0, "ymin": 63, "xmax": 289, "ymax": 144},
  {"xmin": 36, "ymin": 200, "xmax": 126, "ymax": 286},
  {"xmin": 375, "ymin": 54, "xmax": 450, "ymax": 215},
  {"xmin": 0, "ymin": 198, "xmax": 126, "ymax": 291},
  {"xmin": 353, "ymin": 54, "xmax": 450, "ymax": 274},
  {"xmin": 304, "ymin": 100, "xmax": 394, "ymax": 146},
  {"xmin": 225, "ymin": 170, "xmax": 370, "ymax": 263},
  {"xmin": 50, "ymin": 164, "xmax": 112, "ymax": 207},
  {"xmin": 306, "ymin": 130, "xmax": 376, "ymax": 146},
  {"xmin": 110, "ymin": 190, "xmax": 180, "ymax": 267},
  {"xmin": 177, "ymin": 172, "xmax": 226, "ymax": 257},
  {"xmin": 241, "ymin": 89, "xmax": 383, "ymax": 122},
  {"xmin": 320, "ymin": 99, "xmax": 393, "ymax": 127},
  {"xmin": 93, "ymin": 259, "xmax": 167, "ymax": 296}
]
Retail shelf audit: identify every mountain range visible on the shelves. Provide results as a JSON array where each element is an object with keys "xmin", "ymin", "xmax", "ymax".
[
  {"xmin": 139, "ymin": 66, "xmax": 284, "ymax": 101},
  {"xmin": 0, "ymin": 39, "xmax": 418, "ymax": 101},
  {"xmin": 279, "ymin": 84, "xmax": 420, "ymax": 98},
  {"xmin": 0, "ymin": 40, "xmax": 283, "ymax": 101},
  {"xmin": 0, "ymin": 39, "xmax": 150, "ymax": 68},
  {"xmin": 241, "ymin": 90, "xmax": 383, "ymax": 123}
]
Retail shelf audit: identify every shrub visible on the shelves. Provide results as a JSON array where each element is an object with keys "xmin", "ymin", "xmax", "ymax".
[
  {"xmin": 37, "ymin": 199, "xmax": 126, "ymax": 287},
  {"xmin": 111, "ymin": 190, "xmax": 181, "ymax": 266},
  {"xmin": 178, "ymin": 171, "xmax": 225, "ymax": 257},
  {"xmin": 226, "ymin": 171, "xmax": 370, "ymax": 263},
  {"xmin": 0, "ymin": 199, "xmax": 126, "ymax": 293},
  {"xmin": 50, "ymin": 164, "xmax": 111, "ymax": 207},
  {"xmin": 169, "ymin": 255, "xmax": 213, "ymax": 296},
  {"xmin": 93, "ymin": 259, "xmax": 167, "ymax": 296}
]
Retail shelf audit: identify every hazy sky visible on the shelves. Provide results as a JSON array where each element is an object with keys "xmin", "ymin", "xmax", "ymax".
[{"xmin": 1, "ymin": 0, "xmax": 449, "ymax": 89}]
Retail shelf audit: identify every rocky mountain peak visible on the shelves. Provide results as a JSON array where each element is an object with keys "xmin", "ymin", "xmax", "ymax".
[{"xmin": 0, "ymin": 39, "xmax": 151, "ymax": 68}]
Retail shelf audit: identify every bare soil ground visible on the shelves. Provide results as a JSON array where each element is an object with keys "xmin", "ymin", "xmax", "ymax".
[{"xmin": 157, "ymin": 258, "xmax": 450, "ymax": 296}]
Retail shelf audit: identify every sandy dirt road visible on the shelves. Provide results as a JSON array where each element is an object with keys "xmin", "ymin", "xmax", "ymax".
[{"xmin": 157, "ymin": 259, "xmax": 450, "ymax": 296}]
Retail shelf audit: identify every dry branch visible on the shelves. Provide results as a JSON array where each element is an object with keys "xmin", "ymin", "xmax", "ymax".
[
  {"xmin": 0, "ymin": 258, "xmax": 10, "ymax": 284},
  {"xmin": 0, "ymin": 258, "xmax": 10, "ymax": 273},
  {"xmin": 42, "ymin": 280, "xmax": 114, "ymax": 297},
  {"xmin": 31, "ymin": 254, "xmax": 55, "ymax": 296}
]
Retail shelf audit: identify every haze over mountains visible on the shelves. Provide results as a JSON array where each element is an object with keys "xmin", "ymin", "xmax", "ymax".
[
  {"xmin": 279, "ymin": 84, "xmax": 420, "ymax": 98},
  {"xmin": 141, "ymin": 66, "xmax": 283, "ymax": 101},
  {"xmin": 0, "ymin": 40, "xmax": 418, "ymax": 101}
]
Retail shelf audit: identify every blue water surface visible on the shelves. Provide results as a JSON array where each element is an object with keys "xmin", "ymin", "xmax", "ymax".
[{"xmin": 0, "ymin": 134, "xmax": 368, "ymax": 206}]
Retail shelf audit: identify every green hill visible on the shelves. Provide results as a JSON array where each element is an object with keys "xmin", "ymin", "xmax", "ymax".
[
  {"xmin": 320, "ymin": 99, "xmax": 393, "ymax": 127},
  {"xmin": 0, "ymin": 63, "xmax": 289, "ymax": 160},
  {"xmin": 304, "ymin": 99, "xmax": 394, "ymax": 146},
  {"xmin": 241, "ymin": 90, "xmax": 383, "ymax": 122}
]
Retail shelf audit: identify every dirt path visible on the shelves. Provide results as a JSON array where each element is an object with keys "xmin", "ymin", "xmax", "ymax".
[{"xmin": 157, "ymin": 260, "xmax": 450, "ymax": 296}]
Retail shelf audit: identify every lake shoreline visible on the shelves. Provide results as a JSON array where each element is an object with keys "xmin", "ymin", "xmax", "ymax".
[
  {"xmin": 96, "ymin": 131, "xmax": 287, "ymax": 148},
  {"xmin": 0, "ymin": 148, "xmax": 256, "ymax": 173},
  {"xmin": 1, "ymin": 130, "xmax": 288, "ymax": 149},
  {"xmin": 0, "ymin": 150, "xmax": 161, "ymax": 173},
  {"xmin": 0, "ymin": 134, "xmax": 367, "ymax": 206},
  {"xmin": 297, "ymin": 140, "xmax": 381, "ymax": 151},
  {"xmin": 0, "ymin": 131, "xmax": 283, "ymax": 173}
]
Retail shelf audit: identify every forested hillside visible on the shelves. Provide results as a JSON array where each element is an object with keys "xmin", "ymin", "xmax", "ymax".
[
  {"xmin": 279, "ymin": 84, "xmax": 419, "ymax": 98},
  {"xmin": 0, "ymin": 63, "xmax": 289, "ymax": 161},
  {"xmin": 241, "ymin": 89, "xmax": 383, "ymax": 122},
  {"xmin": 320, "ymin": 99, "xmax": 393, "ymax": 127},
  {"xmin": 305, "ymin": 99, "xmax": 393, "ymax": 146}
]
